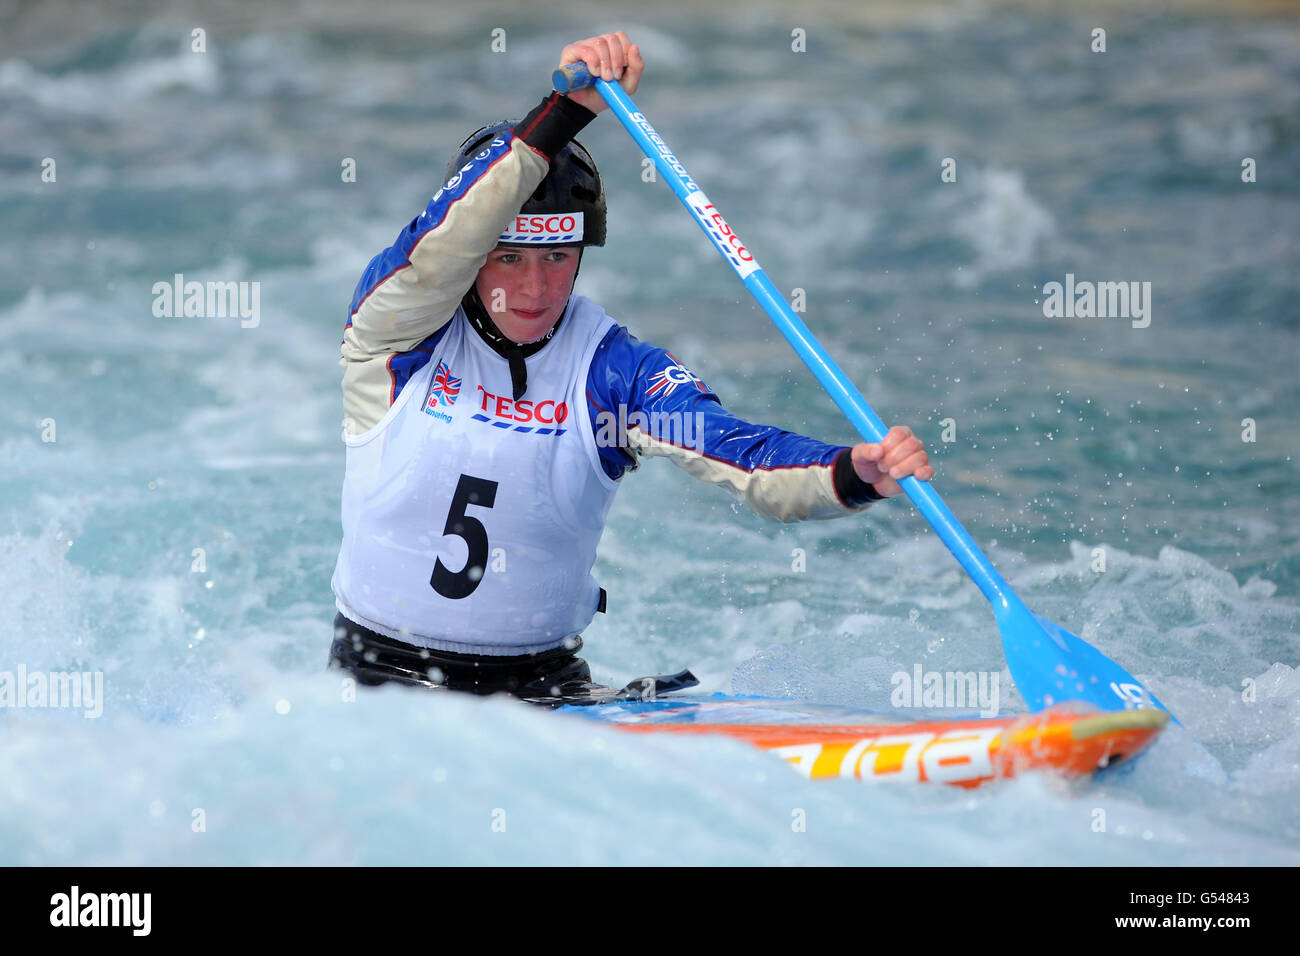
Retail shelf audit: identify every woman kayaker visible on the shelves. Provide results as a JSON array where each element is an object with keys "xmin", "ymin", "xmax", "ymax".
[{"xmin": 329, "ymin": 31, "xmax": 933, "ymax": 698}]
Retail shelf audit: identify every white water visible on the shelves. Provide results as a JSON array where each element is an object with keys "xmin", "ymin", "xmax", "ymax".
[{"xmin": 1, "ymin": 0, "xmax": 1297, "ymax": 864}]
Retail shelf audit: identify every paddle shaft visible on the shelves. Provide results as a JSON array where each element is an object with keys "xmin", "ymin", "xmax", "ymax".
[{"xmin": 556, "ymin": 64, "xmax": 1016, "ymax": 614}]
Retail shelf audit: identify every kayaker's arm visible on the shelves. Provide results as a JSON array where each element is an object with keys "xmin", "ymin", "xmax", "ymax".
[
  {"xmin": 585, "ymin": 326, "xmax": 892, "ymax": 522},
  {"xmin": 339, "ymin": 92, "xmax": 596, "ymax": 435}
]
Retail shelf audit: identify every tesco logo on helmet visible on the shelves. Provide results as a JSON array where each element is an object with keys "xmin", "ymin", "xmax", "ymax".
[
  {"xmin": 511, "ymin": 215, "xmax": 577, "ymax": 235},
  {"xmin": 498, "ymin": 211, "xmax": 586, "ymax": 244}
]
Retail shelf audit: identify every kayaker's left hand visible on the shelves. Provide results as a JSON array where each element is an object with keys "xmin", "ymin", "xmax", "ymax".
[{"xmin": 851, "ymin": 426, "xmax": 934, "ymax": 498}]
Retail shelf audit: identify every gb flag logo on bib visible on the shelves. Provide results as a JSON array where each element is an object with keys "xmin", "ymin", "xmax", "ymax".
[
  {"xmin": 428, "ymin": 362, "xmax": 461, "ymax": 406},
  {"xmin": 424, "ymin": 362, "xmax": 461, "ymax": 423}
]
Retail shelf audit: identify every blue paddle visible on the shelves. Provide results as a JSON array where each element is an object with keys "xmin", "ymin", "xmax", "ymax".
[{"xmin": 555, "ymin": 62, "xmax": 1176, "ymax": 722}]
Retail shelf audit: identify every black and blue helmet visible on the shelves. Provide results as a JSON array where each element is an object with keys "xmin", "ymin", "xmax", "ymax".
[{"xmin": 445, "ymin": 120, "xmax": 606, "ymax": 247}]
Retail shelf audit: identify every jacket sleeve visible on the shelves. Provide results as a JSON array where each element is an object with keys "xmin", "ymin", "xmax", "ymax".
[
  {"xmin": 585, "ymin": 326, "xmax": 885, "ymax": 522},
  {"xmin": 340, "ymin": 93, "xmax": 596, "ymax": 435}
]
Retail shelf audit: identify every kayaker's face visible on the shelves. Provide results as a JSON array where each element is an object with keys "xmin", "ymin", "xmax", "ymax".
[{"xmin": 475, "ymin": 245, "xmax": 581, "ymax": 344}]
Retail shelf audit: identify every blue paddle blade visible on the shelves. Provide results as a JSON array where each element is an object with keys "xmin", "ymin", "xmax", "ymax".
[{"xmin": 996, "ymin": 599, "xmax": 1179, "ymax": 724}]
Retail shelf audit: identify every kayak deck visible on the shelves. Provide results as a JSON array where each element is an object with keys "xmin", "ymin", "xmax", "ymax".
[{"xmin": 563, "ymin": 694, "xmax": 1169, "ymax": 787}]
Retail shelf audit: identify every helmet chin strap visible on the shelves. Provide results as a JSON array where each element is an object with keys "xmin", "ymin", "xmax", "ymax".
[{"xmin": 462, "ymin": 250, "xmax": 582, "ymax": 401}]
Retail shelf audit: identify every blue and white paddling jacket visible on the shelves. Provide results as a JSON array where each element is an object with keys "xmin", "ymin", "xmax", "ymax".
[{"xmin": 332, "ymin": 92, "xmax": 882, "ymax": 656}]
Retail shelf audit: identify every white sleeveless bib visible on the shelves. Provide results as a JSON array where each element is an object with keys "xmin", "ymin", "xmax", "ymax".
[{"xmin": 332, "ymin": 296, "xmax": 619, "ymax": 654}]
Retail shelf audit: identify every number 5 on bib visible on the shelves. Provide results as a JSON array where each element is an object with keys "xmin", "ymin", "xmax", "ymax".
[{"xmin": 431, "ymin": 473, "xmax": 498, "ymax": 599}]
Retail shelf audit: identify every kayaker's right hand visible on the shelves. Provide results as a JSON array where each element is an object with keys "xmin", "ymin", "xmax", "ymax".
[
  {"xmin": 851, "ymin": 426, "xmax": 934, "ymax": 498},
  {"xmin": 558, "ymin": 32, "xmax": 643, "ymax": 115}
]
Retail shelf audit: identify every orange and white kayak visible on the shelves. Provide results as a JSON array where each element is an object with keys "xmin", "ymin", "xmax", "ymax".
[{"xmin": 563, "ymin": 694, "xmax": 1169, "ymax": 787}]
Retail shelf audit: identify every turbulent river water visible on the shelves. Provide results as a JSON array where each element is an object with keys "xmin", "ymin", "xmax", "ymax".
[{"xmin": 1, "ymin": 0, "xmax": 1297, "ymax": 864}]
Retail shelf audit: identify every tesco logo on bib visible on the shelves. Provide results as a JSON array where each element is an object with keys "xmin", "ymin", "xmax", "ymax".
[{"xmin": 471, "ymin": 386, "xmax": 569, "ymax": 436}]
